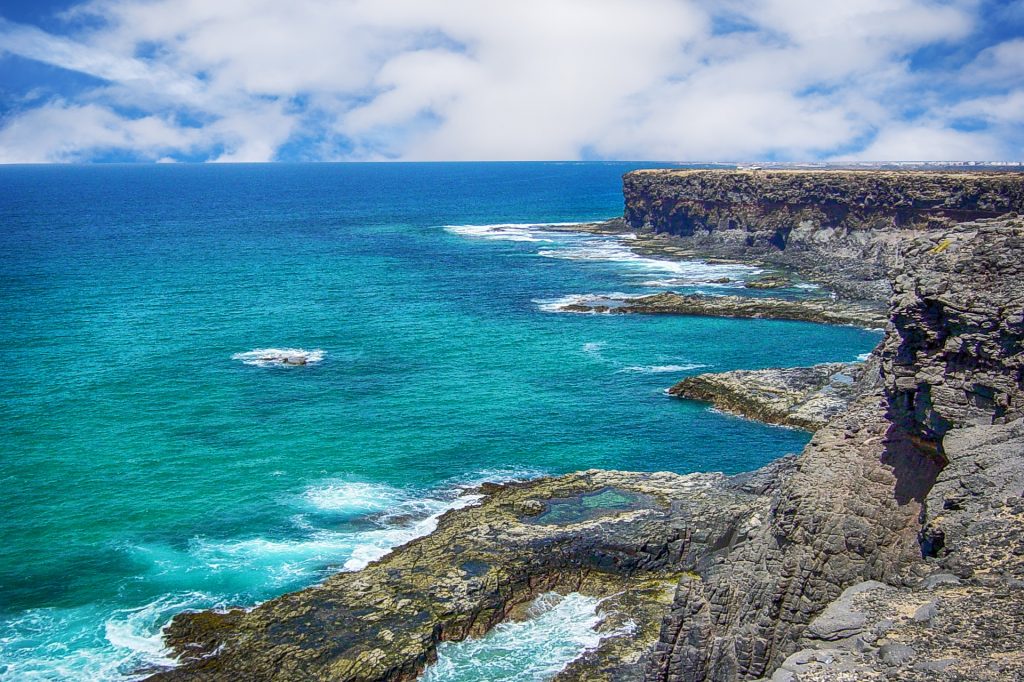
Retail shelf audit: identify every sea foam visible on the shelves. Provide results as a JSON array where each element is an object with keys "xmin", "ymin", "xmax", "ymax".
[
  {"xmin": 421, "ymin": 592, "xmax": 634, "ymax": 682},
  {"xmin": 232, "ymin": 348, "xmax": 325, "ymax": 367},
  {"xmin": 444, "ymin": 222, "xmax": 592, "ymax": 243},
  {"xmin": 618, "ymin": 364, "xmax": 708, "ymax": 374}
]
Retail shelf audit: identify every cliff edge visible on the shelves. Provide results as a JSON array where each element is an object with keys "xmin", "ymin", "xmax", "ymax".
[
  {"xmin": 144, "ymin": 175, "xmax": 1024, "ymax": 682},
  {"xmin": 623, "ymin": 169, "xmax": 1024, "ymax": 301}
]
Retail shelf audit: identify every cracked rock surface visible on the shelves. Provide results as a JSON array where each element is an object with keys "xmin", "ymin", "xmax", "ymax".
[{"xmin": 668, "ymin": 361, "xmax": 872, "ymax": 431}]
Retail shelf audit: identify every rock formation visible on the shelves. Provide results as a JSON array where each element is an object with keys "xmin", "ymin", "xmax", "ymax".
[
  {"xmin": 557, "ymin": 292, "xmax": 887, "ymax": 328},
  {"xmin": 623, "ymin": 170, "xmax": 1024, "ymax": 301},
  {"xmin": 145, "ymin": 176, "xmax": 1024, "ymax": 682},
  {"xmin": 144, "ymin": 466, "xmax": 797, "ymax": 681},
  {"xmin": 668, "ymin": 361, "xmax": 870, "ymax": 431}
]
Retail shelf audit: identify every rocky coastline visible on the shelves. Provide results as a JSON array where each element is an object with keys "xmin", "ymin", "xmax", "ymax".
[
  {"xmin": 146, "ymin": 173, "xmax": 1024, "ymax": 682},
  {"xmin": 667, "ymin": 361, "xmax": 869, "ymax": 431},
  {"xmin": 555, "ymin": 292, "xmax": 887, "ymax": 328}
]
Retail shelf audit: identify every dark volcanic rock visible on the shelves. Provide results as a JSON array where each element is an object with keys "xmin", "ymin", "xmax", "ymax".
[
  {"xmin": 668, "ymin": 361, "xmax": 872, "ymax": 431},
  {"xmin": 641, "ymin": 216, "xmax": 1024, "ymax": 681},
  {"xmin": 145, "ymin": 178, "xmax": 1024, "ymax": 682},
  {"xmin": 881, "ymin": 217, "xmax": 1024, "ymax": 450},
  {"xmin": 643, "ymin": 393, "xmax": 942, "ymax": 681},
  {"xmin": 622, "ymin": 170, "xmax": 1024, "ymax": 301},
  {"xmin": 560, "ymin": 291, "xmax": 887, "ymax": 328},
  {"xmin": 744, "ymin": 218, "xmax": 1024, "ymax": 682},
  {"xmin": 144, "ymin": 469, "xmax": 794, "ymax": 682}
]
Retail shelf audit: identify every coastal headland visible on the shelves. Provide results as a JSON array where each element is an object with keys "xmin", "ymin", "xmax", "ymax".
[{"xmin": 146, "ymin": 171, "xmax": 1024, "ymax": 682}]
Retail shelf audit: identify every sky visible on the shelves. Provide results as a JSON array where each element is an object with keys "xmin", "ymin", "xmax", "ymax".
[{"xmin": 0, "ymin": 0, "xmax": 1021, "ymax": 163}]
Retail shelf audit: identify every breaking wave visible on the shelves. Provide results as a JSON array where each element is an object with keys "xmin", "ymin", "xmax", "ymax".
[
  {"xmin": 421, "ymin": 592, "xmax": 635, "ymax": 682},
  {"xmin": 232, "ymin": 348, "xmax": 325, "ymax": 367},
  {"xmin": 618, "ymin": 364, "xmax": 708, "ymax": 374}
]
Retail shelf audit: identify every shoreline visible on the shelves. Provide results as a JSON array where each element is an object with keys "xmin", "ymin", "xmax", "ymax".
[{"xmin": 144, "ymin": 172, "xmax": 1024, "ymax": 682}]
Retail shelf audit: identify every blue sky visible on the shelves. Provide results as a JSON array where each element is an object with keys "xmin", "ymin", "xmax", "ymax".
[{"xmin": 0, "ymin": 0, "xmax": 1021, "ymax": 162}]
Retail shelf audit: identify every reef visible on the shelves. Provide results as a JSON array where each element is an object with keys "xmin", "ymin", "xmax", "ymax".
[
  {"xmin": 146, "ymin": 175, "xmax": 1024, "ymax": 682},
  {"xmin": 668, "ymin": 361, "xmax": 870, "ymax": 431},
  {"xmin": 557, "ymin": 292, "xmax": 886, "ymax": 328}
]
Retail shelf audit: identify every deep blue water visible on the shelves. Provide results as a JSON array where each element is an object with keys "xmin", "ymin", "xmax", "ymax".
[{"xmin": 0, "ymin": 163, "xmax": 881, "ymax": 680}]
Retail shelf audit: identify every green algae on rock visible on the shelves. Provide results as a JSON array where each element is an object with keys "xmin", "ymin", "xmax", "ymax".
[{"xmin": 144, "ymin": 468, "xmax": 792, "ymax": 682}]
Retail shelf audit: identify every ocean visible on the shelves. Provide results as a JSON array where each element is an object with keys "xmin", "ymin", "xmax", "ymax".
[{"xmin": 0, "ymin": 163, "xmax": 881, "ymax": 680}]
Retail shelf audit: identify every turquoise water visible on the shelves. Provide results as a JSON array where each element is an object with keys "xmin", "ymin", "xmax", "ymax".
[{"xmin": 0, "ymin": 163, "xmax": 881, "ymax": 680}]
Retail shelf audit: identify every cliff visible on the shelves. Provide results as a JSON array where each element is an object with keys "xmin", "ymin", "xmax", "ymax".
[
  {"xmin": 623, "ymin": 170, "xmax": 1024, "ymax": 301},
  {"xmin": 645, "ymin": 216, "xmax": 1024, "ymax": 682},
  {"xmin": 143, "ymin": 176, "xmax": 1024, "ymax": 682}
]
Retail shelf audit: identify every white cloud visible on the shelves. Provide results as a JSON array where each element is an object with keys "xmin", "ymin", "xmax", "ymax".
[
  {"xmin": 0, "ymin": 101, "xmax": 202, "ymax": 162},
  {"xmin": 0, "ymin": 0, "xmax": 1018, "ymax": 162},
  {"xmin": 839, "ymin": 123, "xmax": 1002, "ymax": 161}
]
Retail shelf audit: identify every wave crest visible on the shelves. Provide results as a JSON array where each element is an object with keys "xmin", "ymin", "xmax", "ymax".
[{"xmin": 618, "ymin": 364, "xmax": 708, "ymax": 374}]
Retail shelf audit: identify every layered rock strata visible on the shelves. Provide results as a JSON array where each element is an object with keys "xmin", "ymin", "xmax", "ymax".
[
  {"xmin": 752, "ymin": 218, "xmax": 1024, "ymax": 681},
  {"xmin": 623, "ymin": 170, "xmax": 1024, "ymax": 301},
  {"xmin": 668, "ymin": 361, "xmax": 870, "ymax": 431},
  {"xmin": 558, "ymin": 292, "xmax": 887, "ymax": 328}
]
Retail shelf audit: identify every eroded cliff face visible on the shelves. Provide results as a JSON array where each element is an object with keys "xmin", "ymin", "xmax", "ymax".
[
  {"xmin": 143, "ymin": 178, "xmax": 1024, "ymax": 682},
  {"xmin": 882, "ymin": 219, "xmax": 1024, "ymax": 450},
  {"xmin": 623, "ymin": 170, "xmax": 1024, "ymax": 301},
  {"xmin": 645, "ymin": 216, "xmax": 1024, "ymax": 682}
]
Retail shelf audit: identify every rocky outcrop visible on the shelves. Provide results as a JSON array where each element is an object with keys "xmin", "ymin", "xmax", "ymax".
[
  {"xmin": 558, "ymin": 292, "xmax": 887, "ymax": 328},
  {"xmin": 623, "ymin": 170, "xmax": 1024, "ymax": 301},
  {"xmin": 643, "ymin": 392, "xmax": 942, "ymax": 681},
  {"xmin": 757, "ymin": 219, "xmax": 1024, "ymax": 681},
  {"xmin": 881, "ymin": 218, "xmax": 1024, "ymax": 451},
  {"xmin": 144, "ymin": 466, "xmax": 797, "ymax": 682},
  {"xmin": 146, "ymin": 181, "xmax": 1024, "ymax": 682},
  {"xmin": 668, "ymin": 361, "xmax": 871, "ymax": 431},
  {"xmin": 644, "ymin": 217, "xmax": 1023, "ymax": 682}
]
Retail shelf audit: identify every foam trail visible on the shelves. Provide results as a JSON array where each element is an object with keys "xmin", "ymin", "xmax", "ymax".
[
  {"xmin": 618, "ymin": 364, "xmax": 708, "ymax": 374},
  {"xmin": 421, "ymin": 592, "xmax": 634, "ymax": 682},
  {"xmin": 445, "ymin": 222, "xmax": 593, "ymax": 243}
]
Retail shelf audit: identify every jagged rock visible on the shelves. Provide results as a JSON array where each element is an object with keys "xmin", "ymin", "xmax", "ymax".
[
  {"xmin": 880, "ymin": 217, "xmax": 1024, "ymax": 449},
  {"xmin": 766, "ymin": 219, "xmax": 1024, "ymax": 682},
  {"xmin": 623, "ymin": 169, "xmax": 1024, "ymax": 302},
  {"xmin": 560, "ymin": 291, "xmax": 887, "ymax": 328},
  {"xmin": 668, "ymin": 361, "xmax": 871, "ymax": 431},
  {"xmin": 145, "ymin": 177, "xmax": 1024, "ymax": 682},
  {"xmin": 144, "ymin": 468, "xmax": 795, "ymax": 682}
]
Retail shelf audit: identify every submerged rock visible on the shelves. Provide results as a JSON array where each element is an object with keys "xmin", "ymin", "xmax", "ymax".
[
  {"xmin": 668, "ymin": 361, "xmax": 871, "ymax": 430},
  {"xmin": 744, "ymin": 274, "xmax": 792, "ymax": 289}
]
